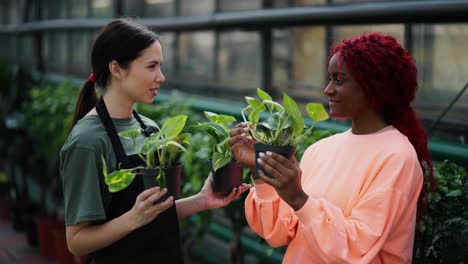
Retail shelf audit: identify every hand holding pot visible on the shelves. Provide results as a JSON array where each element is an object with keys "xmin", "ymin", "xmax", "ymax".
[
  {"xmin": 229, "ymin": 122, "xmax": 255, "ymax": 167},
  {"xmin": 125, "ymin": 187, "xmax": 173, "ymax": 230},
  {"xmin": 199, "ymin": 174, "xmax": 251, "ymax": 210},
  {"xmin": 257, "ymin": 151, "xmax": 308, "ymax": 211}
]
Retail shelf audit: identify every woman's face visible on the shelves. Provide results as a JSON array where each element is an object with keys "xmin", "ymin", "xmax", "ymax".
[
  {"xmin": 324, "ymin": 53, "xmax": 370, "ymax": 120},
  {"xmin": 120, "ymin": 41, "xmax": 165, "ymax": 105}
]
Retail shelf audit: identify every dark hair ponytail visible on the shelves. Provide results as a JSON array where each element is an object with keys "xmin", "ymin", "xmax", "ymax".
[
  {"xmin": 71, "ymin": 18, "xmax": 159, "ymax": 128},
  {"xmin": 71, "ymin": 79, "xmax": 97, "ymax": 127}
]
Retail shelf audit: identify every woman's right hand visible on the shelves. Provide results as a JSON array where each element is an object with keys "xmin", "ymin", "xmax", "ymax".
[
  {"xmin": 229, "ymin": 122, "xmax": 255, "ymax": 167},
  {"xmin": 124, "ymin": 187, "xmax": 173, "ymax": 230}
]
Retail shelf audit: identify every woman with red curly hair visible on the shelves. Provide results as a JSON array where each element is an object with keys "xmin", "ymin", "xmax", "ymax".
[{"xmin": 229, "ymin": 32, "xmax": 433, "ymax": 263}]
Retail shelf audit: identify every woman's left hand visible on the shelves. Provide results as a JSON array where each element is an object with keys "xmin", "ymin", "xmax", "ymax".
[
  {"xmin": 199, "ymin": 174, "xmax": 251, "ymax": 210},
  {"xmin": 257, "ymin": 151, "xmax": 308, "ymax": 211}
]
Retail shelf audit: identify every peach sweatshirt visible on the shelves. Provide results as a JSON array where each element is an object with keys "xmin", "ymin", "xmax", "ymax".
[{"xmin": 245, "ymin": 126, "xmax": 423, "ymax": 264}]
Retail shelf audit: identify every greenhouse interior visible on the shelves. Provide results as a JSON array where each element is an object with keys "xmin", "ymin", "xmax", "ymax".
[{"xmin": 0, "ymin": 0, "xmax": 467, "ymax": 263}]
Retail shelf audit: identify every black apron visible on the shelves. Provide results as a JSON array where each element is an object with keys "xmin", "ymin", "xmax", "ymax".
[{"xmin": 94, "ymin": 98, "xmax": 183, "ymax": 263}]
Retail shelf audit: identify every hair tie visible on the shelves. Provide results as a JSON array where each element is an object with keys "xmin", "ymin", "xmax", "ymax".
[{"xmin": 88, "ymin": 73, "xmax": 96, "ymax": 83}]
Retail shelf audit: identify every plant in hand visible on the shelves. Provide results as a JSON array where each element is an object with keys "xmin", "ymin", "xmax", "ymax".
[
  {"xmin": 102, "ymin": 115, "xmax": 189, "ymax": 193},
  {"xmin": 193, "ymin": 111, "xmax": 243, "ymax": 193},
  {"xmin": 241, "ymin": 88, "xmax": 329, "ymax": 177}
]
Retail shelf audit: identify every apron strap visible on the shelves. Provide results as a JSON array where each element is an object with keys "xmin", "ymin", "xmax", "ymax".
[
  {"xmin": 132, "ymin": 110, "xmax": 157, "ymax": 136},
  {"xmin": 95, "ymin": 97, "xmax": 127, "ymax": 162}
]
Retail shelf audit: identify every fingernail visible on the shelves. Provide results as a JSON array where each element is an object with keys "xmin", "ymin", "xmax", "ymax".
[
  {"xmin": 243, "ymin": 127, "xmax": 249, "ymax": 131},
  {"xmin": 257, "ymin": 158, "xmax": 262, "ymax": 164},
  {"xmin": 241, "ymin": 133, "xmax": 246, "ymax": 137},
  {"xmin": 259, "ymin": 152, "xmax": 265, "ymax": 157},
  {"xmin": 266, "ymin": 151, "xmax": 272, "ymax": 156}
]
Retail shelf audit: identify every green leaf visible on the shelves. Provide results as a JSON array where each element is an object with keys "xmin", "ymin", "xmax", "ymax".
[
  {"xmin": 306, "ymin": 103, "xmax": 329, "ymax": 123},
  {"xmin": 193, "ymin": 123, "xmax": 228, "ymax": 141},
  {"xmin": 161, "ymin": 115, "xmax": 188, "ymax": 139},
  {"xmin": 157, "ymin": 169, "xmax": 166, "ymax": 189},
  {"xmin": 431, "ymin": 192, "xmax": 441, "ymax": 203},
  {"xmin": 245, "ymin": 96, "xmax": 262, "ymax": 109},
  {"xmin": 105, "ymin": 170, "xmax": 137, "ymax": 192},
  {"xmin": 118, "ymin": 128, "xmax": 141, "ymax": 140},
  {"xmin": 446, "ymin": 189, "xmax": 462, "ymax": 197},
  {"xmin": 212, "ymin": 152, "xmax": 232, "ymax": 172},
  {"xmin": 257, "ymin": 88, "xmax": 275, "ymax": 112},
  {"xmin": 257, "ymin": 88, "xmax": 272, "ymax": 102},
  {"xmin": 165, "ymin": 140, "xmax": 187, "ymax": 153},
  {"xmin": 283, "ymin": 93, "xmax": 304, "ymax": 136},
  {"xmin": 262, "ymin": 99, "xmax": 284, "ymax": 112},
  {"xmin": 203, "ymin": 111, "xmax": 236, "ymax": 124},
  {"xmin": 249, "ymin": 102, "xmax": 266, "ymax": 124}
]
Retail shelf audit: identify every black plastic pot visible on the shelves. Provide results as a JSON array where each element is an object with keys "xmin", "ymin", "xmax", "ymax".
[
  {"xmin": 140, "ymin": 168, "xmax": 160, "ymax": 190},
  {"xmin": 209, "ymin": 160, "xmax": 243, "ymax": 195},
  {"xmin": 253, "ymin": 143, "xmax": 295, "ymax": 179},
  {"xmin": 140, "ymin": 165, "xmax": 182, "ymax": 199}
]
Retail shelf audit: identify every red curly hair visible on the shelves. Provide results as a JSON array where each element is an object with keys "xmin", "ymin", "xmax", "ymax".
[{"xmin": 330, "ymin": 32, "xmax": 435, "ymax": 217}]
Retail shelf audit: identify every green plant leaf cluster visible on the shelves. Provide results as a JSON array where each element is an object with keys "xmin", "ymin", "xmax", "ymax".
[
  {"xmin": 414, "ymin": 160, "xmax": 468, "ymax": 263},
  {"xmin": 103, "ymin": 114, "xmax": 190, "ymax": 192},
  {"xmin": 22, "ymin": 82, "xmax": 78, "ymax": 172},
  {"xmin": 192, "ymin": 111, "xmax": 237, "ymax": 172},
  {"xmin": 242, "ymin": 88, "xmax": 329, "ymax": 146}
]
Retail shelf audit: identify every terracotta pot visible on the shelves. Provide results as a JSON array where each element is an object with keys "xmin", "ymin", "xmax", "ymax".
[
  {"xmin": 23, "ymin": 211, "xmax": 38, "ymax": 247},
  {"xmin": 210, "ymin": 160, "xmax": 243, "ymax": 194},
  {"xmin": 253, "ymin": 143, "xmax": 295, "ymax": 179},
  {"xmin": 35, "ymin": 215, "xmax": 57, "ymax": 260},
  {"xmin": 53, "ymin": 226, "xmax": 76, "ymax": 264}
]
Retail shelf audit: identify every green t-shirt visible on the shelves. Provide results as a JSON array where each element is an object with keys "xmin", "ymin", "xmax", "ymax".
[{"xmin": 60, "ymin": 114, "xmax": 158, "ymax": 226}]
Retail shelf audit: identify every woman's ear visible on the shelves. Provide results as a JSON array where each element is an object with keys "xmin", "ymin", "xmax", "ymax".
[{"xmin": 108, "ymin": 60, "xmax": 123, "ymax": 80}]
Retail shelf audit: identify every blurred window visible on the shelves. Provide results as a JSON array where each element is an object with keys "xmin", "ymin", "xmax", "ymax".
[
  {"xmin": 44, "ymin": 32, "xmax": 68, "ymax": 73},
  {"xmin": 219, "ymin": 31, "xmax": 260, "ymax": 89},
  {"xmin": 158, "ymin": 33, "xmax": 175, "ymax": 80},
  {"xmin": 144, "ymin": 0, "xmax": 174, "ymax": 17},
  {"xmin": 273, "ymin": 27, "xmax": 326, "ymax": 101},
  {"xmin": 91, "ymin": 0, "xmax": 113, "ymax": 18},
  {"xmin": 69, "ymin": 0, "xmax": 87, "ymax": 18},
  {"xmin": 43, "ymin": 0, "xmax": 67, "ymax": 19},
  {"xmin": 122, "ymin": 0, "xmax": 175, "ymax": 18},
  {"xmin": 19, "ymin": 34, "xmax": 36, "ymax": 70},
  {"xmin": 412, "ymin": 24, "xmax": 468, "ymax": 142},
  {"xmin": 273, "ymin": 0, "xmax": 327, "ymax": 8},
  {"xmin": 332, "ymin": 0, "xmax": 387, "ymax": 3},
  {"xmin": 69, "ymin": 31, "xmax": 92, "ymax": 77},
  {"xmin": 4, "ymin": 0, "xmax": 20, "ymax": 24},
  {"xmin": 178, "ymin": 31, "xmax": 214, "ymax": 82},
  {"xmin": 180, "ymin": 0, "xmax": 214, "ymax": 16},
  {"xmin": 218, "ymin": 0, "xmax": 261, "ymax": 12}
]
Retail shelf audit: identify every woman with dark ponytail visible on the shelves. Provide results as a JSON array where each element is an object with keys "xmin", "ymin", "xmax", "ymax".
[
  {"xmin": 60, "ymin": 18, "xmax": 249, "ymax": 263},
  {"xmin": 229, "ymin": 32, "xmax": 433, "ymax": 263}
]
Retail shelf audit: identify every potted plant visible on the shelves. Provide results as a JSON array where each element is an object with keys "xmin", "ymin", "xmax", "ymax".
[
  {"xmin": 102, "ymin": 114, "xmax": 190, "ymax": 199},
  {"xmin": 193, "ymin": 111, "xmax": 243, "ymax": 194},
  {"xmin": 241, "ymin": 88, "xmax": 329, "ymax": 178}
]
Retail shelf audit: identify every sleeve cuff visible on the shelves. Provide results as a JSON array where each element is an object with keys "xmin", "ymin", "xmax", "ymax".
[
  {"xmin": 253, "ymin": 183, "xmax": 279, "ymax": 202},
  {"xmin": 295, "ymin": 197, "xmax": 320, "ymax": 225}
]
